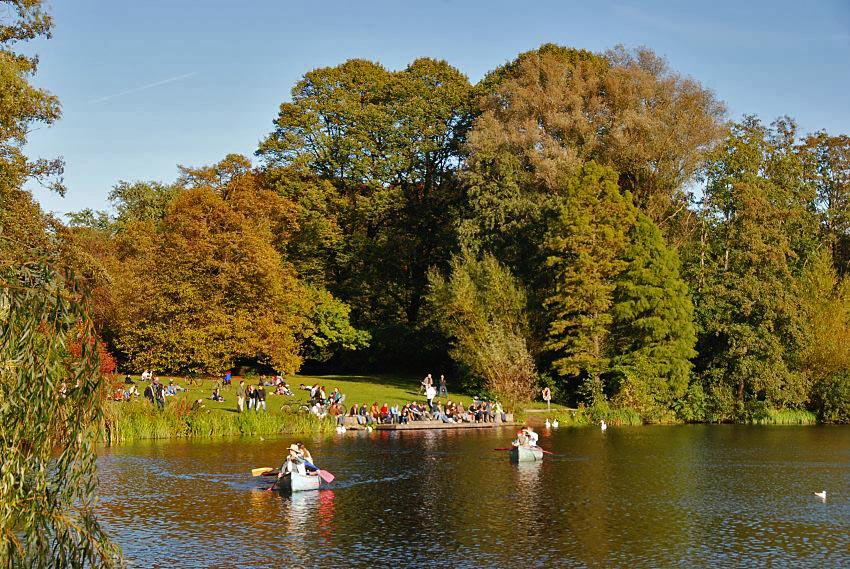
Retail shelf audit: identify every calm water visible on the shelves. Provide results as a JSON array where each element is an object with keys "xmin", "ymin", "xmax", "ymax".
[{"xmin": 97, "ymin": 425, "xmax": 850, "ymax": 568}]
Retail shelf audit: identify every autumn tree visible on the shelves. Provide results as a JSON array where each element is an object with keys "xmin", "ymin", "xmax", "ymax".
[
  {"xmin": 111, "ymin": 156, "xmax": 310, "ymax": 374},
  {"xmin": 1, "ymin": 1, "xmax": 119, "ymax": 565},
  {"xmin": 465, "ymin": 43, "xmax": 726, "ymax": 245}
]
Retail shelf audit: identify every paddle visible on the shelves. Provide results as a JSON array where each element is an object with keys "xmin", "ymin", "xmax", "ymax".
[
  {"xmin": 266, "ymin": 472, "xmax": 287, "ymax": 492},
  {"xmin": 303, "ymin": 459, "xmax": 335, "ymax": 484},
  {"xmin": 494, "ymin": 447, "xmax": 558, "ymax": 455},
  {"xmin": 251, "ymin": 467, "xmax": 274, "ymax": 477}
]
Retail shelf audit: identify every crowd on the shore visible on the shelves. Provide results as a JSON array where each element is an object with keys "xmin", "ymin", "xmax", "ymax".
[
  {"xmin": 107, "ymin": 370, "xmax": 505, "ymax": 426},
  {"xmin": 336, "ymin": 398, "xmax": 505, "ymax": 426}
]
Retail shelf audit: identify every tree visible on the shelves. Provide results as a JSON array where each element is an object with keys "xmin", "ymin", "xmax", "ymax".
[
  {"xmin": 257, "ymin": 58, "xmax": 473, "ymax": 367},
  {"xmin": 544, "ymin": 162, "xmax": 637, "ymax": 400},
  {"xmin": 799, "ymin": 249, "xmax": 850, "ymax": 383},
  {"xmin": 112, "ymin": 157, "xmax": 311, "ymax": 374},
  {"xmin": 611, "ymin": 214, "xmax": 697, "ymax": 415},
  {"xmin": 0, "ymin": 0, "xmax": 64, "ymax": 272},
  {"xmin": 1, "ymin": 266, "xmax": 121, "ymax": 566},
  {"xmin": 465, "ymin": 43, "xmax": 726, "ymax": 237},
  {"xmin": 800, "ymin": 132, "xmax": 850, "ymax": 272},
  {"xmin": 426, "ymin": 250, "xmax": 536, "ymax": 404},
  {"xmin": 695, "ymin": 117, "xmax": 818, "ymax": 417}
]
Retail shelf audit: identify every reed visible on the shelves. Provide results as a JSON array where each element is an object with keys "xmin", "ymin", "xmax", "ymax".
[
  {"xmin": 750, "ymin": 408, "xmax": 818, "ymax": 425},
  {"xmin": 102, "ymin": 400, "xmax": 333, "ymax": 444}
]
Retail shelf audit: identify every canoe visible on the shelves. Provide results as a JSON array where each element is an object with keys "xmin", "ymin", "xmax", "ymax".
[
  {"xmin": 510, "ymin": 445, "xmax": 544, "ymax": 463},
  {"xmin": 277, "ymin": 471, "xmax": 321, "ymax": 493}
]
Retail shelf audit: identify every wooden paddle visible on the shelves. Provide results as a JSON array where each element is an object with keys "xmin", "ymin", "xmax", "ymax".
[{"xmin": 251, "ymin": 467, "xmax": 274, "ymax": 477}]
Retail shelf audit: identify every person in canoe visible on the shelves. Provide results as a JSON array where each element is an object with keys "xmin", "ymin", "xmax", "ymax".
[
  {"xmin": 279, "ymin": 444, "xmax": 308, "ymax": 478},
  {"xmin": 297, "ymin": 442, "xmax": 313, "ymax": 464}
]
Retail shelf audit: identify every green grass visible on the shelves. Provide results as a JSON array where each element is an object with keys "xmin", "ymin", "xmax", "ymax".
[
  {"xmin": 104, "ymin": 372, "xmax": 487, "ymax": 444},
  {"xmin": 750, "ymin": 408, "xmax": 818, "ymax": 425}
]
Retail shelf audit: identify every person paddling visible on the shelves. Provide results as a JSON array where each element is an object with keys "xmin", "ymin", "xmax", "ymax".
[{"xmin": 279, "ymin": 444, "xmax": 307, "ymax": 479}]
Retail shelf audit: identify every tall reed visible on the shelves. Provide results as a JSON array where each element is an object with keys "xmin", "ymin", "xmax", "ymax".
[{"xmin": 102, "ymin": 400, "xmax": 333, "ymax": 444}]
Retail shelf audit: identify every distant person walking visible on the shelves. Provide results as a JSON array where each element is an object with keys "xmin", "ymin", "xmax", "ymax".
[
  {"xmin": 438, "ymin": 374, "xmax": 447, "ymax": 397},
  {"xmin": 236, "ymin": 380, "xmax": 246, "ymax": 412},
  {"xmin": 223, "ymin": 369, "xmax": 232, "ymax": 387}
]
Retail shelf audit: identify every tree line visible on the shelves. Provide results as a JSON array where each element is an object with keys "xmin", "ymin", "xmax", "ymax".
[{"xmin": 8, "ymin": 35, "xmax": 850, "ymax": 421}]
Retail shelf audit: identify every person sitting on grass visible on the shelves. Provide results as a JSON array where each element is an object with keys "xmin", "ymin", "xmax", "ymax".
[{"xmin": 210, "ymin": 387, "xmax": 225, "ymax": 402}]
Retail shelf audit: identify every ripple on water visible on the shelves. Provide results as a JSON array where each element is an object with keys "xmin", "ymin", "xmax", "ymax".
[{"xmin": 97, "ymin": 425, "xmax": 850, "ymax": 567}]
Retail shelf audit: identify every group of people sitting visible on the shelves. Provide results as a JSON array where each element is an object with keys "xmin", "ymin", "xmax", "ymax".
[
  {"xmin": 298, "ymin": 384, "xmax": 346, "ymax": 417},
  {"xmin": 333, "ymin": 398, "xmax": 505, "ymax": 426},
  {"xmin": 112, "ymin": 373, "xmax": 187, "ymax": 402}
]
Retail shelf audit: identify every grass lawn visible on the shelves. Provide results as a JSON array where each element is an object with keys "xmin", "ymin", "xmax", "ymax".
[{"xmin": 116, "ymin": 372, "xmax": 571, "ymax": 416}]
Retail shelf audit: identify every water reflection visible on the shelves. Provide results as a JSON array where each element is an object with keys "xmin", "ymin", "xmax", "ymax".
[{"xmin": 97, "ymin": 426, "xmax": 850, "ymax": 567}]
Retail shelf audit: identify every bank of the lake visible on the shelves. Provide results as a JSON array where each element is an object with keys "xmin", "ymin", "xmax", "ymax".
[
  {"xmin": 103, "ymin": 373, "xmax": 819, "ymax": 444},
  {"xmin": 104, "ymin": 373, "xmax": 543, "ymax": 444}
]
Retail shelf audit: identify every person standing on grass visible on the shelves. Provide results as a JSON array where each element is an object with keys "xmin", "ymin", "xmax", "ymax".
[
  {"xmin": 256, "ymin": 384, "xmax": 267, "ymax": 412},
  {"xmin": 236, "ymin": 380, "xmax": 246, "ymax": 412},
  {"xmin": 438, "ymin": 374, "xmax": 447, "ymax": 397},
  {"xmin": 152, "ymin": 378, "xmax": 165, "ymax": 410},
  {"xmin": 247, "ymin": 384, "xmax": 256, "ymax": 411}
]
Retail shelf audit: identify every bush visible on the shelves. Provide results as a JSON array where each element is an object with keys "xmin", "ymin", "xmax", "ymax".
[{"xmin": 812, "ymin": 371, "xmax": 850, "ymax": 423}]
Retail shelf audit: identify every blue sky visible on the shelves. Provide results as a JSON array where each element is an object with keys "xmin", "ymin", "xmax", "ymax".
[{"xmin": 22, "ymin": 0, "xmax": 850, "ymax": 216}]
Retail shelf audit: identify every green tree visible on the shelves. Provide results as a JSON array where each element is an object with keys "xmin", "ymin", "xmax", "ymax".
[
  {"xmin": 1, "ymin": 266, "xmax": 121, "ymax": 566},
  {"xmin": 800, "ymin": 131, "xmax": 850, "ymax": 272},
  {"xmin": 610, "ymin": 214, "xmax": 697, "ymax": 416},
  {"xmin": 257, "ymin": 58, "xmax": 473, "ymax": 367},
  {"xmin": 426, "ymin": 250, "xmax": 536, "ymax": 404},
  {"xmin": 695, "ymin": 117, "xmax": 818, "ymax": 418},
  {"xmin": 544, "ymin": 162, "xmax": 637, "ymax": 400},
  {"xmin": 799, "ymin": 249, "xmax": 850, "ymax": 383}
]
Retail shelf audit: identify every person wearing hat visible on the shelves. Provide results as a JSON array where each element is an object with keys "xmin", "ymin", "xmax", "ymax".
[{"xmin": 279, "ymin": 444, "xmax": 306, "ymax": 479}]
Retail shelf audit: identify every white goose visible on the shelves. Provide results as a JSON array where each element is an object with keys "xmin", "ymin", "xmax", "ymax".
[
  {"xmin": 815, "ymin": 490, "xmax": 827, "ymax": 501},
  {"xmin": 365, "ymin": 425, "xmax": 373, "ymax": 432},
  {"xmin": 552, "ymin": 419, "xmax": 559, "ymax": 429},
  {"xmin": 545, "ymin": 418, "xmax": 551, "ymax": 429},
  {"xmin": 600, "ymin": 420, "xmax": 608, "ymax": 431}
]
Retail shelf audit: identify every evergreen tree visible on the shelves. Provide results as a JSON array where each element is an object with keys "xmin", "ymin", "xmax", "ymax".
[
  {"xmin": 544, "ymin": 162, "xmax": 636, "ymax": 400},
  {"xmin": 611, "ymin": 214, "xmax": 697, "ymax": 414}
]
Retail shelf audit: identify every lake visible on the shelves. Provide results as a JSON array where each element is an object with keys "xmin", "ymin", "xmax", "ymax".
[{"xmin": 97, "ymin": 425, "xmax": 850, "ymax": 567}]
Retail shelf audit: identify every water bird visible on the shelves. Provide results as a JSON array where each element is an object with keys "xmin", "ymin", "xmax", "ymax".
[
  {"xmin": 335, "ymin": 425, "xmax": 347, "ymax": 434},
  {"xmin": 552, "ymin": 419, "xmax": 559, "ymax": 429},
  {"xmin": 815, "ymin": 490, "xmax": 827, "ymax": 501},
  {"xmin": 545, "ymin": 419, "xmax": 551, "ymax": 429},
  {"xmin": 600, "ymin": 420, "xmax": 608, "ymax": 431},
  {"xmin": 365, "ymin": 425, "xmax": 373, "ymax": 432}
]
